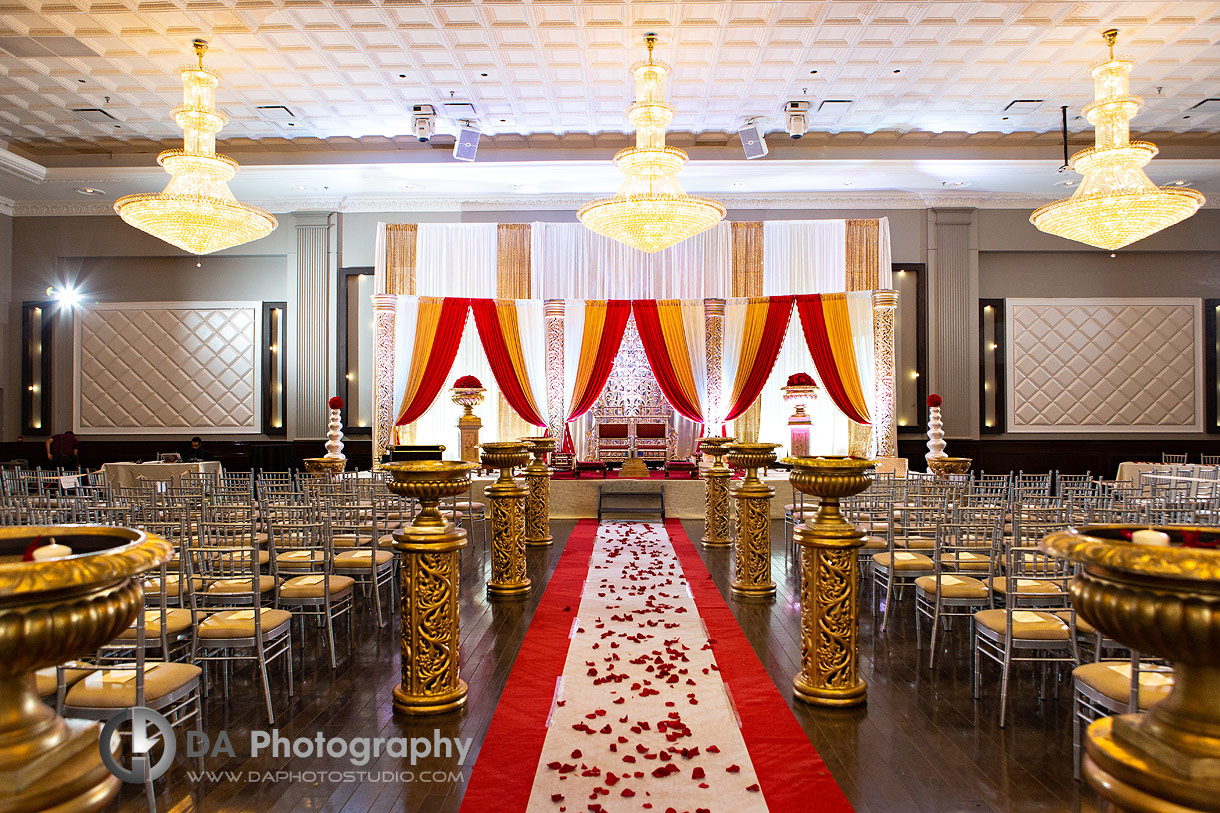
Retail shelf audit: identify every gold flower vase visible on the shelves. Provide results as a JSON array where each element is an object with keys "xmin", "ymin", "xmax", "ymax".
[
  {"xmin": 479, "ymin": 442, "xmax": 532, "ymax": 598},
  {"xmin": 385, "ymin": 461, "xmax": 477, "ymax": 716},
  {"xmin": 452, "ymin": 387, "xmax": 486, "ymax": 464},
  {"xmin": 927, "ymin": 456, "xmax": 971, "ymax": 479},
  {"xmin": 0, "ymin": 525, "xmax": 172, "ymax": 813},
  {"xmin": 699, "ymin": 437, "xmax": 735, "ymax": 548},
  {"xmin": 726, "ymin": 442, "xmax": 781, "ymax": 599},
  {"xmin": 520, "ymin": 437, "xmax": 557, "ymax": 548},
  {"xmin": 787, "ymin": 456, "xmax": 876, "ymax": 707},
  {"xmin": 1041, "ymin": 525, "xmax": 1220, "ymax": 813}
]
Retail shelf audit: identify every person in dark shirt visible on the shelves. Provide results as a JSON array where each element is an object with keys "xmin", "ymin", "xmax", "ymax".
[
  {"xmin": 184, "ymin": 437, "xmax": 215, "ymax": 462},
  {"xmin": 45, "ymin": 431, "xmax": 79, "ymax": 469}
]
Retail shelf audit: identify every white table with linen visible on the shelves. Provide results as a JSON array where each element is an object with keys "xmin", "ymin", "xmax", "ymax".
[{"xmin": 101, "ymin": 461, "xmax": 222, "ymax": 489}]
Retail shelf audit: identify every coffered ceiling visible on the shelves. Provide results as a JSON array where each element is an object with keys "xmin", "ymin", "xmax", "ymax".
[{"xmin": 1, "ymin": 0, "xmax": 1218, "ymax": 156}]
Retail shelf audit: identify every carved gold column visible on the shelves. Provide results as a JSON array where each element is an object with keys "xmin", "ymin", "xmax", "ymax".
[
  {"xmin": 0, "ymin": 526, "xmax": 171, "ymax": 812},
  {"xmin": 521, "ymin": 436, "xmax": 556, "ymax": 548},
  {"xmin": 872, "ymin": 290, "xmax": 899, "ymax": 457},
  {"xmin": 544, "ymin": 300, "xmax": 566, "ymax": 443},
  {"xmin": 788, "ymin": 456, "xmax": 875, "ymax": 707},
  {"xmin": 385, "ymin": 461, "xmax": 474, "ymax": 716},
  {"xmin": 372, "ymin": 294, "xmax": 398, "ymax": 462},
  {"xmin": 705, "ymin": 298, "xmax": 725, "ymax": 431},
  {"xmin": 700, "ymin": 436, "xmax": 735, "ymax": 548},
  {"xmin": 727, "ymin": 442, "xmax": 780, "ymax": 599},
  {"xmin": 846, "ymin": 220, "xmax": 880, "ymax": 459},
  {"xmin": 480, "ymin": 441, "xmax": 531, "ymax": 598}
]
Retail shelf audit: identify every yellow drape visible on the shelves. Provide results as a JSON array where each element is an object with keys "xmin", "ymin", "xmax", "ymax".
[
  {"xmin": 656, "ymin": 300, "xmax": 700, "ymax": 415},
  {"xmin": 821, "ymin": 293, "xmax": 871, "ymax": 424},
  {"xmin": 394, "ymin": 297, "xmax": 444, "ymax": 426}
]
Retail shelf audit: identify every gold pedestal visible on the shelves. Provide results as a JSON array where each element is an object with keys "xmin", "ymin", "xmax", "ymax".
[
  {"xmin": 1043, "ymin": 525, "xmax": 1220, "ymax": 813},
  {"xmin": 927, "ymin": 456, "xmax": 972, "ymax": 479},
  {"xmin": 727, "ymin": 442, "xmax": 780, "ymax": 599},
  {"xmin": 480, "ymin": 442, "xmax": 531, "ymax": 598},
  {"xmin": 303, "ymin": 456, "xmax": 346, "ymax": 475},
  {"xmin": 520, "ymin": 437, "xmax": 557, "ymax": 548},
  {"xmin": 619, "ymin": 458, "xmax": 650, "ymax": 478},
  {"xmin": 787, "ymin": 456, "xmax": 875, "ymax": 707},
  {"xmin": 385, "ymin": 461, "xmax": 476, "ymax": 716},
  {"xmin": 451, "ymin": 387, "xmax": 486, "ymax": 465},
  {"xmin": 0, "ymin": 526, "xmax": 172, "ymax": 813},
  {"xmin": 700, "ymin": 437, "xmax": 735, "ymax": 548}
]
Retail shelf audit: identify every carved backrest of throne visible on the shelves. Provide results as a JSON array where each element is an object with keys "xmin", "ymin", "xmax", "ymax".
[{"xmin": 588, "ymin": 316, "xmax": 676, "ymax": 461}]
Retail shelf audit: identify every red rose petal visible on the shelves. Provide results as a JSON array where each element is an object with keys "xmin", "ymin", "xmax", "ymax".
[
  {"xmin": 726, "ymin": 764, "xmax": 741, "ymax": 773},
  {"xmin": 746, "ymin": 784, "xmax": 760, "ymax": 792},
  {"xmin": 692, "ymin": 767, "xmax": 705, "ymax": 779},
  {"xmin": 551, "ymin": 794, "xmax": 563, "ymax": 803}
]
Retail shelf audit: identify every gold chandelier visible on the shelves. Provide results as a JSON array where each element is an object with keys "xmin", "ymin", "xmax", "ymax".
[
  {"xmin": 115, "ymin": 40, "xmax": 277, "ymax": 255},
  {"xmin": 578, "ymin": 34, "xmax": 725, "ymax": 253},
  {"xmin": 1030, "ymin": 29, "xmax": 1204, "ymax": 250}
]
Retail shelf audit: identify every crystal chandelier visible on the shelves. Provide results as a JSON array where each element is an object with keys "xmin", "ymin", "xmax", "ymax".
[
  {"xmin": 578, "ymin": 34, "xmax": 725, "ymax": 253},
  {"xmin": 1030, "ymin": 29, "xmax": 1204, "ymax": 250},
  {"xmin": 115, "ymin": 40, "xmax": 277, "ymax": 255}
]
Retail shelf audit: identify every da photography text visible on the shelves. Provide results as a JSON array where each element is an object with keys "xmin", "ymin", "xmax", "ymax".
[{"xmin": 190, "ymin": 728, "xmax": 473, "ymax": 767}]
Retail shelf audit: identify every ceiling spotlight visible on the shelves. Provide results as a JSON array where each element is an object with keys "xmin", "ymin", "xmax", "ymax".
[
  {"xmin": 942, "ymin": 180, "xmax": 968, "ymax": 187},
  {"xmin": 1171, "ymin": 180, "xmax": 1191, "ymax": 186},
  {"xmin": 784, "ymin": 100, "xmax": 809, "ymax": 139},
  {"xmin": 1055, "ymin": 179, "xmax": 1077, "ymax": 187},
  {"xmin": 453, "ymin": 121, "xmax": 480, "ymax": 161},
  {"xmin": 75, "ymin": 187, "xmax": 104, "ymax": 196},
  {"xmin": 412, "ymin": 104, "xmax": 436, "ymax": 142}
]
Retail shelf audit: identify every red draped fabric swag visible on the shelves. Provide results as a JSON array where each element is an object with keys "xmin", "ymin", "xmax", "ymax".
[
  {"xmin": 395, "ymin": 297, "xmax": 470, "ymax": 426},
  {"xmin": 471, "ymin": 299, "xmax": 547, "ymax": 427},
  {"xmin": 722, "ymin": 295, "xmax": 795, "ymax": 423},
  {"xmin": 631, "ymin": 299, "xmax": 704, "ymax": 423},
  {"xmin": 567, "ymin": 300, "xmax": 631, "ymax": 421},
  {"xmin": 795, "ymin": 295, "xmax": 870, "ymax": 425}
]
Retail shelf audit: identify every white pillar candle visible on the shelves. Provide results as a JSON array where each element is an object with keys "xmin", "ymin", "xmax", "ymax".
[
  {"xmin": 32, "ymin": 540, "xmax": 73, "ymax": 560},
  {"xmin": 1132, "ymin": 529, "xmax": 1171, "ymax": 547}
]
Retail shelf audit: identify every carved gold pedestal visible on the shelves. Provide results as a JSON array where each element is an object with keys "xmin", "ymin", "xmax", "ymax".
[
  {"xmin": 727, "ymin": 442, "xmax": 780, "ymax": 599},
  {"xmin": 1042, "ymin": 525, "xmax": 1220, "ymax": 813},
  {"xmin": 480, "ymin": 442, "xmax": 531, "ymax": 598},
  {"xmin": 452, "ymin": 387, "xmax": 486, "ymax": 465},
  {"xmin": 787, "ymin": 456, "xmax": 875, "ymax": 707},
  {"xmin": 0, "ymin": 526, "xmax": 172, "ymax": 813},
  {"xmin": 521, "ymin": 436, "xmax": 557, "ymax": 548},
  {"xmin": 700, "ymin": 437, "xmax": 735, "ymax": 548},
  {"xmin": 927, "ymin": 456, "xmax": 972, "ymax": 479},
  {"xmin": 303, "ymin": 456, "xmax": 346, "ymax": 475},
  {"xmin": 385, "ymin": 462, "xmax": 476, "ymax": 716}
]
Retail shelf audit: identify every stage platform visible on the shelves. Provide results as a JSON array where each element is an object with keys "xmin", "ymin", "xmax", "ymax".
[{"xmin": 467, "ymin": 471, "xmax": 796, "ymax": 520}]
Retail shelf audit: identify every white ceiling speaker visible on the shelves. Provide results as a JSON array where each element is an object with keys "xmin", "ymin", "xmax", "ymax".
[
  {"xmin": 784, "ymin": 101, "xmax": 810, "ymax": 139},
  {"xmin": 738, "ymin": 118, "xmax": 768, "ymax": 159},
  {"xmin": 453, "ymin": 122, "xmax": 480, "ymax": 162},
  {"xmin": 412, "ymin": 104, "xmax": 435, "ymax": 142}
]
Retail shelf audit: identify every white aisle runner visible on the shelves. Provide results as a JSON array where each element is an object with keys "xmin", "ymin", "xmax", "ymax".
[{"xmin": 527, "ymin": 521, "xmax": 769, "ymax": 812}]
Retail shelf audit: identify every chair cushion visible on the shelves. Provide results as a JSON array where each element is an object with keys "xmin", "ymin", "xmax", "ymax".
[
  {"xmin": 898, "ymin": 536, "xmax": 935, "ymax": 550},
  {"xmin": 334, "ymin": 549, "xmax": 394, "ymax": 568},
  {"xmin": 1073, "ymin": 661, "xmax": 1174, "ymax": 710},
  {"xmin": 198, "ymin": 608, "xmax": 292, "ymax": 639},
  {"xmin": 861, "ymin": 535, "xmax": 888, "ymax": 550},
  {"xmin": 275, "ymin": 550, "xmax": 327, "ymax": 568},
  {"xmin": 331, "ymin": 533, "xmax": 363, "ymax": 548},
  {"xmin": 989, "ymin": 577, "xmax": 1065, "ymax": 595},
  {"xmin": 974, "ymin": 609, "xmax": 1071, "ymax": 641},
  {"xmin": 938, "ymin": 551, "xmax": 992, "ymax": 572},
  {"xmin": 146, "ymin": 574, "xmax": 203, "ymax": 598},
  {"xmin": 452, "ymin": 501, "xmax": 485, "ymax": 511},
  {"xmin": 207, "ymin": 575, "xmax": 278, "ymax": 595},
  {"xmin": 914, "ymin": 574, "xmax": 989, "ymax": 598},
  {"xmin": 116, "ymin": 609, "xmax": 194, "ymax": 640},
  {"xmin": 1057, "ymin": 610, "xmax": 1097, "ymax": 636},
  {"xmin": 64, "ymin": 662, "xmax": 201, "ymax": 708},
  {"xmin": 377, "ymin": 533, "xmax": 400, "ymax": 549},
  {"xmin": 218, "ymin": 550, "xmax": 270, "ymax": 566},
  {"xmin": 871, "ymin": 551, "xmax": 933, "ymax": 571},
  {"xmin": 279, "ymin": 574, "xmax": 355, "ymax": 599},
  {"xmin": 35, "ymin": 667, "xmax": 89, "ymax": 698}
]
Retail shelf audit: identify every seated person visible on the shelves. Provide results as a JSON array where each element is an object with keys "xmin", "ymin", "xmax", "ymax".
[
  {"xmin": 45, "ymin": 430, "xmax": 79, "ymax": 469},
  {"xmin": 183, "ymin": 436, "xmax": 215, "ymax": 462}
]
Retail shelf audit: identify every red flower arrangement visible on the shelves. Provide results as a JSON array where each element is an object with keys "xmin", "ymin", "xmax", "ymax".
[
  {"xmin": 328, "ymin": 396, "xmax": 343, "ymax": 410},
  {"xmin": 786, "ymin": 372, "xmax": 816, "ymax": 387},
  {"xmin": 454, "ymin": 375, "xmax": 483, "ymax": 388},
  {"xmin": 927, "ymin": 394, "xmax": 942, "ymax": 408}
]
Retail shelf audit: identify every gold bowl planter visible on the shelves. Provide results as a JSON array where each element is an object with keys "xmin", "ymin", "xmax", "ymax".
[
  {"xmin": 478, "ymin": 441, "xmax": 531, "ymax": 477},
  {"xmin": 699, "ymin": 436, "xmax": 735, "ymax": 465},
  {"xmin": 786, "ymin": 456, "xmax": 876, "ymax": 706},
  {"xmin": 303, "ymin": 456, "xmax": 347, "ymax": 475},
  {"xmin": 450, "ymin": 387, "xmax": 486, "ymax": 417},
  {"xmin": 725, "ymin": 441, "xmax": 781, "ymax": 475},
  {"xmin": 384, "ymin": 461, "xmax": 477, "ymax": 531},
  {"xmin": 0, "ymin": 525, "xmax": 172, "ymax": 812},
  {"xmin": 1041, "ymin": 524, "xmax": 1220, "ymax": 813},
  {"xmin": 927, "ymin": 456, "xmax": 972, "ymax": 479}
]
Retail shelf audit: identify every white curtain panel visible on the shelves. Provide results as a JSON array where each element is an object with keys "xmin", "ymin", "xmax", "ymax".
[
  {"xmin": 757, "ymin": 221, "xmax": 849, "ymax": 457},
  {"xmin": 674, "ymin": 298, "xmax": 708, "ymax": 458},
  {"xmin": 411, "ymin": 224, "xmax": 499, "ymax": 457},
  {"xmin": 374, "ymin": 222, "xmax": 388, "ymax": 293},
  {"xmin": 530, "ymin": 222, "xmax": 731, "ymax": 300},
  {"xmin": 878, "ymin": 217, "xmax": 894, "ymax": 289},
  {"xmin": 562, "ymin": 300, "xmax": 589, "ymax": 460}
]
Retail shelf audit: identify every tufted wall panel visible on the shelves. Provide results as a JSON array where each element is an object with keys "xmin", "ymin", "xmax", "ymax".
[
  {"xmin": 74, "ymin": 303, "xmax": 261, "ymax": 434},
  {"xmin": 1006, "ymin": 298, "xmax": 1201, "ymax": 433}
]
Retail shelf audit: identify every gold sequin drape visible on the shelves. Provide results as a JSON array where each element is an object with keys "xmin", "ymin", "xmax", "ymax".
[
  {"xmin": 731, "ymin": 222, "xmax": 764, "ymax": 441},
  {"xmin": 497, "ymin": 224, "xmax": 535, "ymax": 442}
]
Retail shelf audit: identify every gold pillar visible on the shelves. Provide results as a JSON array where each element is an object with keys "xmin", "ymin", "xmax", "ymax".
[
  {"xmin": 727, "ymin": 442, "xmax": 780, "ymax": 599},
  {"xmin": 705, "ymin": 298, "xmax": 725, "ymax": 431},
  {"xmin": 872, "ymin": 289, "xmax": 899, "ymax": 458},
  {"xmin": 374, "ymin": 223, "xmax": 417, "ymax": 451},
  {"xmin": 385, "ymin": 461, "xmax": 474, "ymax": 716},
  {"xmin": 731, "ymin": 222, "xmax": 764, "ymax": 444},
  {"xmin": 788, "ymin": 456, "xmax": 875, "ymax": 707},
  {"xmin": 699, "ymin": 436, "xmax": 735, "ymax": 548},
  {"xmin": 521, "ymin": 436, "xmax": 556, "ymax": 548},
  {"xmin": 480, "ymin": 442, "xmax": 531, "ymax": 598},
  {"xmin": 544, "ymin": 300, "xmax": 566, "ymax": 443}
]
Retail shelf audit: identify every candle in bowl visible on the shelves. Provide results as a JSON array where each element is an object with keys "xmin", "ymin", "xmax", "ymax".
[
  {"xmin": 1131, "ymin": 529, "xmax": 1171, "ymax": 547},
  {"xmin": 31, "ymin": 539, "xmax": 74, "ymax": 560}
]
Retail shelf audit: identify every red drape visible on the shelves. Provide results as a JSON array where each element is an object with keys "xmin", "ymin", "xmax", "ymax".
[
  {"xmin": 796, "ymin": 295, "xmax": 870, "ymax": 425},
  {"xmin": 471, "ymin": 299, "xmax": 548, "ymax": 427},
  {"xmin": 722, "ymin": 296, "xmax": 795, "ymax": 423},
  {"xmin": 395, "ymin": 297, "xmax": 470, "ymax": 426},
  {"xmin": 632, "ymin": 299, "xmax": 704, "ymax": 423},
  {"xmin": 566, "ymin": 300, "xmax": 631, "ymax": 421}
]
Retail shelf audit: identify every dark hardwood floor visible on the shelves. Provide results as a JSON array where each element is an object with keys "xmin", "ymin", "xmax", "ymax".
[{"xmin": 112, "ymin": 518, "xmax": 1099, "ymax": 812}]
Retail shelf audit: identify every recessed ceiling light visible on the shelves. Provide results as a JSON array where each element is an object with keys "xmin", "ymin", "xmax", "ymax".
[
  {"xmin": 74, "ymin": 187, "xmax": 104, "ymax": 196},
  {"xmin": 1055, "ymin": 179, "xmax": 1077, "ymax": 187},
  {"xmin": 730, "ymin": 182, "xmax": 743, "ymax": 188},
  {"xmin": 1171, "ymin": 179, "xmax": 1191, "ymax": 186},
  {"xmin": 842, "ymin": 181, "xmax": 854, "ymax": 187},
  {"xmin": 942, "ymin": 180, "xmax": 968, "ymax": 187},
  {"xmin": 809, "ymin": 69, "xmax": 818, "ymax": 74},
  {"xmin": 404, "ymin": 184, "xmax": 416, "ymax": 190},
  {"xmin": 480, "ymin": 72, "xmax": 488, "ymax": 77},
  {"xmin": 297, "ymin": 186, "xmax": 306, "ymax": 190},
  {"xmin": 892, "ymin": 69, "xmax": 901, "ymax": 74},
  {"xmin": 77, "ymin": 78, "xmax": 86, "ymax": 83},
  {"xmin": 1001, "ymin": 116, "xmax": 1009, "ymax": 121},
  {"xmin": 512, "ymin": 183, "xmax": 524, "ymax": 189}
]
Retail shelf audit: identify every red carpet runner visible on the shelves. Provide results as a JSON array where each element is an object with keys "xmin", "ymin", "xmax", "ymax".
[{"xmin": 461, "ymin": 519, "xmax": 852, "ymax": 813}]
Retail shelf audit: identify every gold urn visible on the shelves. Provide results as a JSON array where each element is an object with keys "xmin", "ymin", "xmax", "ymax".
[
  {"xmin": 0, "ymin": 525, "xmax": 172, "ymax": 812},
  {"xmin": 478, "ymin": 441, "xmax": 531, "ymax": 477},
  {"xmin": 303, "ymin": 456, "xmax": 347, "ymax": 475},
  {"xmin": 1041, "ymin": 524, "xmax": 1220, "ymax": 813},
  {"xmin": 699, "ymin": 436, "xmax": 735, "ymax": 467},
  {"xmin": 450, "ymin": 387, "xmax": 486, "ymax": 418},
  {"xmin": 926, "ymin": 456, "xmax": 972, "ymax": 479},
  {"xmin": 725, "ymin": 441, "xmax": 781, "ymax": 480}
]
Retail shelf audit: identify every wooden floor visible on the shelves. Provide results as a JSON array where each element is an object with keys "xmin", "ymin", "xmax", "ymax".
[{"xmin": 114, "ymin": 519, "xmax": 1101, "ymax": 812}]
